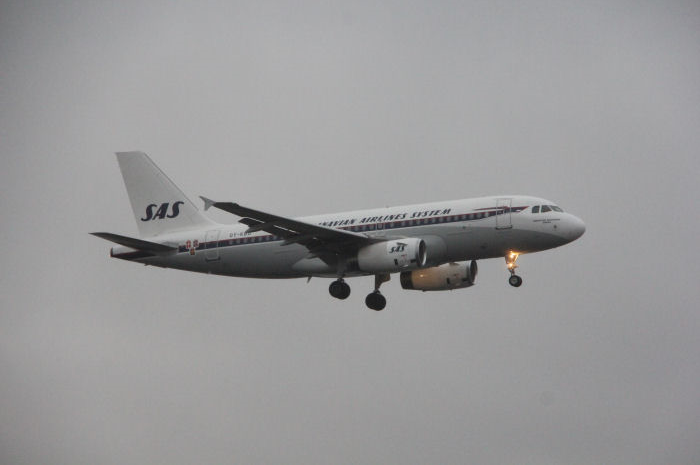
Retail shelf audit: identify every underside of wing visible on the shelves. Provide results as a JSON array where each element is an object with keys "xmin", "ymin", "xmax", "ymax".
[{"xmin": 200, "ymin": 197, "xmax": 374, "ymax": 255}]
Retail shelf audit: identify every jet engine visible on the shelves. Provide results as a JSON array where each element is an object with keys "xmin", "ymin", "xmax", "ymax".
[
  {"xmin": 357, "ymin": 238, "xmax": 427, "ymax": 273},
  {"xmin": 400, "ymin": 260, "xmax": 478, "ymax": 291}
]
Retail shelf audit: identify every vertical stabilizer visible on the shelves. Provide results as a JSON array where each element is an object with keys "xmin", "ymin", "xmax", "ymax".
[{"xmin": 116, "ymin": 151, "xmax": 216, "ymax": 237}]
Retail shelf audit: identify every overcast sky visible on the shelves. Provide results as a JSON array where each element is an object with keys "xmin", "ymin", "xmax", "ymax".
[{"xmin": 1, "ymin": 1, "xmax": 699, "ymax": 464}]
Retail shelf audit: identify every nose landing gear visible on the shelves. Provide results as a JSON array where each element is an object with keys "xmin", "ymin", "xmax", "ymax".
[{"xmin": 506, "ymin": 252, "xmax": 523, "ymax": 287}]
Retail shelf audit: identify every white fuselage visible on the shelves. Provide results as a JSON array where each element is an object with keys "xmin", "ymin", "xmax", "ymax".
[{"xmin": 111, "ymin": 195, "xmax": 585, "ymax": 279}]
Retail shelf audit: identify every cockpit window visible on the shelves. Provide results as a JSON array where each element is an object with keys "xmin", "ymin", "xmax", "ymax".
[
  {"xmin": 532, "ymin": 205, "xmax": 540, "ymax": 213},
  {"xmin": 541, "ymin": 205, "xmax": 552, "ymax": 213},
  {"xmin": 551, "ymin": 205, "xmax": 563, "ymax": 212}
]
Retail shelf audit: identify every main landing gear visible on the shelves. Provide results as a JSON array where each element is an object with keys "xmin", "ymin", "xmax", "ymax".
[
  {"xmin": 329, "ymin": 279, "xmax": 351, "ymax": 300},
  {"xmin": 328, "ymin": 274, "xmax": 389, "ymax": 311},
  {"xmin": 365, "ymin": 274, "xmax": 390, "ymax": 311},
  {"xmin": 506, "ymin": 251, "xmax": 523, "ymax": 287}
]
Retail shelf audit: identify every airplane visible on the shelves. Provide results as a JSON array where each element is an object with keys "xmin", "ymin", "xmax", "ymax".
[{"xmin": 92, "ymin": 151, "xmax": 585, "ymax": 311}]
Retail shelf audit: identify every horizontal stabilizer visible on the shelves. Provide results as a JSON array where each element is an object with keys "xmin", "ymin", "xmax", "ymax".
[{"xmin": 90, "ymin": 232, "xmax": 177, "ymax": 254}]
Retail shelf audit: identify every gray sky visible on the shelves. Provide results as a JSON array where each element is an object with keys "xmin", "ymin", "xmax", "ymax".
[{"xmin": 2, "ymin": 1, "xmax": 699, "ymax": 463}]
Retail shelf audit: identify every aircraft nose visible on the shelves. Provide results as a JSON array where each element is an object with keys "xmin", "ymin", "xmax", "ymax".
[{"xmin": 568, "ymin": 215, "xmax": 586, "ymax": 241}]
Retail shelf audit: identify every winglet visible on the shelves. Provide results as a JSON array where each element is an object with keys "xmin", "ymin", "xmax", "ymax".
[{"xmin": 199, "ymin": 196, "xmax": 216, "ymax": 211}]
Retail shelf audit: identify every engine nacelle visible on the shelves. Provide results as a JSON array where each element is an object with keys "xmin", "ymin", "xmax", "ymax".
[
  {"xmin": 400, "ymin": 260, "xmax": 478, "ymax": 291},
  {"xmin": 357, "ymin": 238, "xmax": 427, "ymax": 273}
]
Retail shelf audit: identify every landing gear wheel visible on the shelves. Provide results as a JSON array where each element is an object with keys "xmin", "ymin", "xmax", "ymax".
[
  {"xmin": 365, "ymin": 291, "xmax": 386, "ymax": 311},
  {"xmin": 329, "ymin": 279, "xmax": 351, "ymax": 299},
  {"xmin": 508, "ymin": 275, "xmax": 523, "ymax": 287}
]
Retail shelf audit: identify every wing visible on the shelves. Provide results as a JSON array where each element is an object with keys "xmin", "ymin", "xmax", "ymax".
[{"xmin": 200, "ymin": 197, "xmax": 374, "ymax": 255}]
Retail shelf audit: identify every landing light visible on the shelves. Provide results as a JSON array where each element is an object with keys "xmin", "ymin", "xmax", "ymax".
[{"xmin": 506, "ymin": 252, "xmax": 521, "ymax": 269}]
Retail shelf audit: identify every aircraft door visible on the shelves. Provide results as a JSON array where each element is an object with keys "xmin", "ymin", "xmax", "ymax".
[
  {"xmin": 205, "ymin": 230, "xmax": 220, "ymax": 260},
  {"xmin": 495, "ymin": 198, "xmax": 512, "ymax": 230}
]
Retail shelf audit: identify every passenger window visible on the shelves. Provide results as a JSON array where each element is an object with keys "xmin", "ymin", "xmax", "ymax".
[
  {"xmin": 541, "ymin": 205, "xmax": 552, "ymax": 213},
  {"xmin": 532, "ymin": 206, "xmax": 540, "ymax": 213}
]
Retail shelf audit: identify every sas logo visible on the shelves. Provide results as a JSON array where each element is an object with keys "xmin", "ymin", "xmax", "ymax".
[
  {"xmin": 141, "ymin": 201, "xmax": 185, "ymax": 221},
  {"xmin": 389, "ymin": 242, "xmax": 407, "ymax": 253}
]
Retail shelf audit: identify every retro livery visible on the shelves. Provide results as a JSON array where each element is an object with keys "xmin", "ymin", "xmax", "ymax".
[{"xmin": 92, "ymin": 152, "xmax": 585, "ymax": 310}]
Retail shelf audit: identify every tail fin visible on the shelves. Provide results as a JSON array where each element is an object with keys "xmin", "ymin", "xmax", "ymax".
[{"xmin": 116, "ymin": 151, "xmax": 216, "ymax": 237}]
